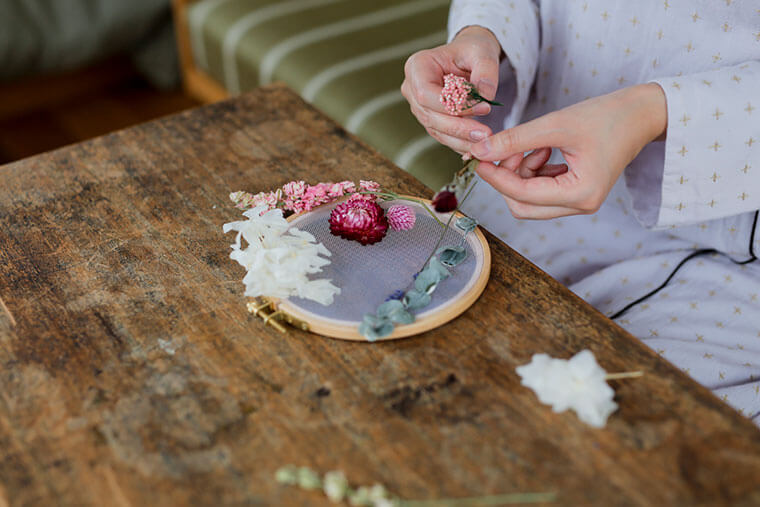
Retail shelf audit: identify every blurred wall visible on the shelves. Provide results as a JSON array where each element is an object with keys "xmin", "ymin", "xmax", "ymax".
[{"xmin": 0, "ymin": 0, "xmax": 180, "ymax": 88}]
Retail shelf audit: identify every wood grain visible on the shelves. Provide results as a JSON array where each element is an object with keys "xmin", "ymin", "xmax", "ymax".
[{"xmin": 0, "ymin": 84, "xmax": 758, "ymax": 506}]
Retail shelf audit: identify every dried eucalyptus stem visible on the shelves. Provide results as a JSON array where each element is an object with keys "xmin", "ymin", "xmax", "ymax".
[{"xmin": 604, "ymin": 371, "xmax": 644, "ymax": 380}]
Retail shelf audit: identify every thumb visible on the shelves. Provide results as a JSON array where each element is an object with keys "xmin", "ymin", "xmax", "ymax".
[
  {"xmin": 471, "ymin": 114, "xmax": 565, "ymax": 162},
  {"xmin": 468, "ymin": 53, "xmax": 499, "ymax": 101}
]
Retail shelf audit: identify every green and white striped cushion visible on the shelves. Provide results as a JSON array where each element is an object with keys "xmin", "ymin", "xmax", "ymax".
[{"xmin": 187, "ymin": 0, "xmax": 461, "ymax": 190}]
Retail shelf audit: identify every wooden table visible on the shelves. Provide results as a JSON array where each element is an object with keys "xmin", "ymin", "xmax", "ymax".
[{"xmin": 0, "ymin": 84, "xmax": 759, "ymax": 506}]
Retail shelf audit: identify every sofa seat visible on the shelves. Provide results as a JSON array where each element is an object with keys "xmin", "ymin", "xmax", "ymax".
[{"xmin": 186, "ymin": 0, "xmax": 461, "ymax": 190}]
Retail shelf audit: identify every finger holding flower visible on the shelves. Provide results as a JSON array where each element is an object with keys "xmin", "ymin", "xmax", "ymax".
[
  {"xmin": 401, "ymin": 25, "xmax": 503, "ymax": 154},
  {"xmin": 470, "ymin": 83, "xmax": 668, "ymax": 219}
]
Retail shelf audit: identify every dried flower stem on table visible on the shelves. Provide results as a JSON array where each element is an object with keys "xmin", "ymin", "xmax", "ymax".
[{"xmin": 275, "ymin": 465, "xmax": 557, "ymax": 506}]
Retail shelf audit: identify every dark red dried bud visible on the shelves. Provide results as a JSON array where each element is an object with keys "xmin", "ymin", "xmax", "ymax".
[{"xmin": 432, "ymin": 190, "xmax": 458, "ymax": 212}]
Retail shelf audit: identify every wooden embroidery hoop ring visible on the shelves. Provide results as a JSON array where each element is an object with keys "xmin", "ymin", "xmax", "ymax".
[{"xmin": 269, "ymin": 197, "xmax": 491, "ymax": 341}]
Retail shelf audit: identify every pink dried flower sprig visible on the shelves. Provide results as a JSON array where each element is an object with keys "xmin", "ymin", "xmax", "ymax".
[
  {"xmin": 231, "ymin": 180, "xmax": 447, "ymax": 247},
  {"xmin": 440, "ymin": 73, "xmax": 503, "ymax": 115},
  {"xmin": 230, "ymin": 180, "xmax": 365, "ymax": 215}
]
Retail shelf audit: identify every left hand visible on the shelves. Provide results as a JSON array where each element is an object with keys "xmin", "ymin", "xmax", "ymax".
[{"xmin": 470, "ymin": 83, "xmax": 667, "ymax": 219}]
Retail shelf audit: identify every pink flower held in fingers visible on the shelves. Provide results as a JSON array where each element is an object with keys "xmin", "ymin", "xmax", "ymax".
[
  {"xmin": 440, "ymin": 73, "xmax": 503, "ymax": 115},
  {"xmin": 329, "ymin": 199, "xmax": 389, "ymax": 245},
  {"xmin": 386, "ymin": 205, "xmax": 416, "ymax": 231},
  {"xmin": 440, "ymin": 74, "xmax": 473, "ymax": 115}
]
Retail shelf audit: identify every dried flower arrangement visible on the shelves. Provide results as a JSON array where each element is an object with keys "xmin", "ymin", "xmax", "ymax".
[
  {"xmin": 224, "ymin": 158, "xmax": 480, "ymax": 341},
  {"xmin": 223, "ymin": 78, "xmax": 642, "ymax": 431}
]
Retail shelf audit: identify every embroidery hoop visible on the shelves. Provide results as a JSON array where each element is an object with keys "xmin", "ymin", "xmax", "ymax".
[{"xmin": 265, "ymin": 197, "xmax": 491, "ymax": 341}]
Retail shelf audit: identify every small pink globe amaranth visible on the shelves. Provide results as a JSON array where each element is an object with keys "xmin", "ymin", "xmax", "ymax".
[
  {"xmin": 386, "ymin": 205, "xmax": 416, "ymax": 231},
  {"xmin": 329, "ymin": 197, "xmax": 389, "ymax": 245}
]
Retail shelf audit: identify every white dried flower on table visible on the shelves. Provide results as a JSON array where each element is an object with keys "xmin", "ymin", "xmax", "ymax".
[
  {"xmin": 516, "ymin": 349, "xmax": 618, "ymax": 428},
  {"xmin": 296, "ymin": 466, "xmax": 322, "ymax": 490},
  {"xmin": 323, "ymin": 470, "xmax": 349, "ymax": 503},
  {"xmin": 223, "ymin": 205, "xmax": 340, "ymax": 305}
]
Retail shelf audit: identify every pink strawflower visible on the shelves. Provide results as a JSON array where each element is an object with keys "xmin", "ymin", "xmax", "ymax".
[
  {"xmin": 386, "ymin": 205, "xmax": 416, "ymax": 231},
  {"xmin": 329, "ymin": 199, "xmax": 389, "ymax": 245}
]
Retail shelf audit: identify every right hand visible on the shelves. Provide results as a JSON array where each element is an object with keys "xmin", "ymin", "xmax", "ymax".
[{"xmin": 401, "ymin": 26, "xmax": 502, "ymax": 155}]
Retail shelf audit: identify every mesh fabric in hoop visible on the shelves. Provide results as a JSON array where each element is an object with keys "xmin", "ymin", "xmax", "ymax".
[{"xmin": 275, "ymin": 198, "xmax": 491, "ymax": 341}]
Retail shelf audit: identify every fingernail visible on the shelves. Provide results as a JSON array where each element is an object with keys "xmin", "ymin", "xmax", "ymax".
[
  {"xmin": 472, "ymin": 103, "xmax": 490, "ymax": 115},
  {"xmin": 472, "ymin": 139, "xmax": 490, "ymax": 158},
  {"xmin": 469, "ymin": 130, "xmax": 486, "ymax": 141}
]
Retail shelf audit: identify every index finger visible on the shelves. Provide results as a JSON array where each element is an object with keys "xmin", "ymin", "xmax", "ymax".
[{"xmin": 476, "ymin": 161, "xmax": 579, "ymax": 207}]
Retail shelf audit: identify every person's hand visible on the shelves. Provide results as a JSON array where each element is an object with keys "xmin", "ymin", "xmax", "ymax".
[
  {"xmin": 470, "ymin": 83, "xmax": 668, "ymax": 219},
  {"xmin": 401, "ymin": 26, "xmax": 502, "ymax": 155}
]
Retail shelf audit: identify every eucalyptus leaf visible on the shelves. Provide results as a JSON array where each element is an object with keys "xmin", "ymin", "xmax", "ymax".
[
  {"xmin": 414, "ymin": 268, "xmax": 441, "ymax": 294},
  {"xmin": 428, "ymin": 255, "xmax": 452, "ymax": 278},
  {"xmin": 438, "ymin": 246, "xmax": 467, "ymax": 267},
  {"xmin": 389, "ymin": 309, "xmax": 414, "ymax": 325},
  {"xmin": 374, "ymin": 320, "xmax": 394, "ymax": 338},
  {"xmin": 455, "ymin": 216, "xmax": 478, "ymax": 234},
  {"xmin": 377, "ymin": 299, "xmax": 404, "ymax": 319},
  {"xmin": 362, "ymin": 314, "xmax": 382, "ymax": 327},
  {"xmin": 377, "ymin": 299, "xmax": 415, "ymax": 325},
  {"xmin": 402, "ymin": 289, "xmax": 431, "ymax": 310},
  {"xmin": 358, "ymin": 321, "xmax": 379, "ymax": 341},
  {"xmin": 359, "ymin": 314, "xmax": 394, "ymax": 341}
]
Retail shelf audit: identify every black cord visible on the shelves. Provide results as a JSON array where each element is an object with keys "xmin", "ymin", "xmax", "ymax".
[
  {"xmin": 609, "ymin": 248, "xmax": 716, "ymax": 320},
  {"xmin": 739, "ymin": 210, "xmax": 759, "ymax": 263},
  {"xmin": 610, "ymin": 210, "xmax": 759, "ymax": 320}
]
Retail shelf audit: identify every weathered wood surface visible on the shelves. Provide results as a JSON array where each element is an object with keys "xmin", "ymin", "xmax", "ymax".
[{"xmin": 0, "ymin": 84, "xmax": 758, "ymax": 506}]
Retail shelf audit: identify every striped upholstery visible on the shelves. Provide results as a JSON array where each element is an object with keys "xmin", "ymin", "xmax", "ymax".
[{"xmin": 187, "ymin": 0, "xmax": 461, "ymax": 190}]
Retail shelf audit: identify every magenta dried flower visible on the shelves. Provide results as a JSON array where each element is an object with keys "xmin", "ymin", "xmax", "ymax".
[
  {"xmin": 386, "ymin": 205, "xmax": 416, "ymax": 231},
  {"xmin": 440, "ymin": 73, "xmax": 503, "ymax": 115},
  {"xmin": 329, "ymin": 199, "xmax": 389, "ymax": 245},
  {"xmin": 432, "ymin": 190, "xmax": 458, "ymax": 213}
]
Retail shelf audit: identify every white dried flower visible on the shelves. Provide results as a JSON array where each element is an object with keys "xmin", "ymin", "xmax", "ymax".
[
  {"xmin": 368, "ymin": 484, "xmax": 390, "ymax": 502},
  {"xmin": 296, "ymin": 467, "xmax": 322, "ymax": 490},
  {"xmin": 274, "ymin": 465, "xmax": 298, "ymax": 485},
  {"xmin": 516, "ymin": 350, "xmax": 618, "ymax": 428},
  {"xmin": 348, "ymin": 486, "xmax": 373, "ymax": 506},
  {"xmin": 323, "ymin": 471, "xmax": 349, "ymax": 503},
  {"xmin": 223, "ymin": 205, "xmax": 340, "ymax": 305}
]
